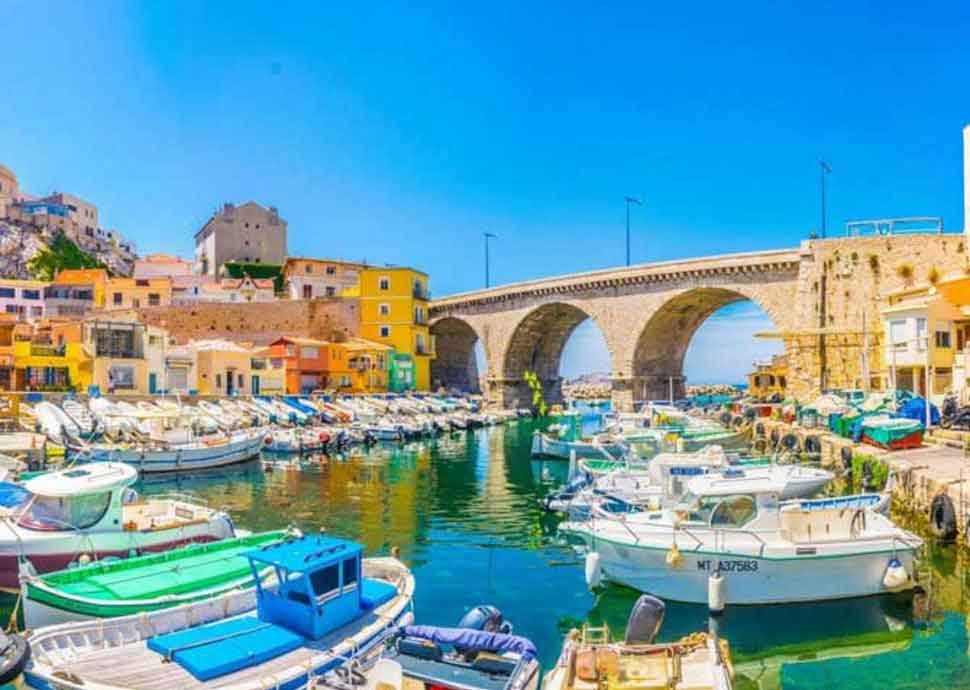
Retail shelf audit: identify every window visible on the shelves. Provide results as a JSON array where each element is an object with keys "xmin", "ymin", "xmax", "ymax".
[
  {"xmin": 5, "ymin": 305, "xmax": 19, "ymax": 314},
  {"xmin": 301, "ymin": 346, "xmax": 319, "ymax": 359},
  {"xmin": 309, "ymin": 564, "xmax": 340, "ymax": 599},
  {"xmin": 936, "ymin": 331, "xmax": 951, "ymax": 349},
  {"xmin": 112, "ymin": 292, "xmax": 123, "ymax": 306},
  {"xmin": 19, "ymin": 491, "xmax": 112, "ymax": 531},
  {"xmin": 379, "ymin": 303, "xmax": 390, "ymax": 316},
  {"xmin": 326, "ymin": 266, "xmax": 336, "ymax": 276},
  {"xmin": 379, "ymin": 325, "xmax": 390, "ymax": 338},
  {"xmin": 890, "ymin": 320, "xmax": 906, "ymax": 349},
  {"xmin": 302, "ymin": 285, "xmax": 313, "ymax": 299},
  {"xmin": 379, "ymin": 276, "xmax": 390, "ymax": 290},
  {"xmin": 325, "ymin": 286, "xmax": 336, "ymax": 297},
  {"xmin": 916, "ymin": 318, "xmax": 927, "ymax": 351},
  {"xmin": 135, "ymin": 279, "xmax": 149, "ymax": 287},
  {"xmin": 132, "ymin": 298, "xmax": 140, "ymax": 308},
  {"xmin": 342, "ymin": 558, "xmax": 358, "ymax": 590},
  {"xmin": 238, "ymin": 373, "xmax": 244, "ymax": 389},
  {"xmin": 305, "ymin": 264, "xmax": 312, "ymax": 273},
  {"xmin": 22, "ymin": 289, "xmax": 40, "ymax": 300},
  {"xmin": 147, "ymin": 293, "xmax": 160, "ymax": 306},
  {"xmin": 0, "ymin": 287, "xmax": 15, "ymax": 298},
  {"xmin": 30, "ymin": 306, "xmax": 42, "ymax": 317}
]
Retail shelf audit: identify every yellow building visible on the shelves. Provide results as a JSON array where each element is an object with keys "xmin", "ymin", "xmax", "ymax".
[
  {"xmin": 333, "ymin": 338, "xmax": 393, "ymax": 393},
  {"xmin": 190, "ymin": 340, "xmax": 256, "ymax": 396},
  {"xmin": 46, "ymin": 269, "xmax": 109, "ymax": 317},
  {"xmin": 105, "ymin": 276, "xmax": 173, "ymax": 310},
  {"xmin": 356, "ymin": 267, "xmax": 433, "ymax": 390},
  {"xmin": 250, "ymin": 347, "xmax": 286, "ymax": 395},
  {"xmin": 12, "ymin": 340, "xmax": 93, "ymax": 392},
  {"xmin": 746, "ymin": 354, "xmax": 789, "ymax": 399}
]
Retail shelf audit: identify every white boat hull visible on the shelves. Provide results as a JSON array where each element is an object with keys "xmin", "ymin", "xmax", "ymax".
[
  {"xmin": 78, "ymin": 431, "xmax": 264, "ymax": 473},
  {"xmin": 581, "ymin": 536, "xmax": 918, "ymax": 604}
]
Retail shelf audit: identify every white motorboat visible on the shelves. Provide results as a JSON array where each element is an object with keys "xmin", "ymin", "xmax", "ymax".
[
  {"xmin": 73, "ymin": 427, "xmax": 264, "ymax": 472},
  {"xmin": 0, "ymin": 463, "xmax": 236, "ymax": 592},
  {"xmin": 562, "ymin": 471, "xmax": 921, "ymax": 605}
]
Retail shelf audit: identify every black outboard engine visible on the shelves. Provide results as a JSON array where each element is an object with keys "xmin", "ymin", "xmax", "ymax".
[
  {"xmin": 625, "ymin": 594, "xmax": 665, "ymax": 645},
  {"xmin": 458, "ymin": 605, "xmax": 512, "ymax": 635}
]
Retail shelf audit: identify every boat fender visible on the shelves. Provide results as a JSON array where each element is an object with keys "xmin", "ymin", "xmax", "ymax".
[
  {"xmin": 78, "ymin": 553, "xmax": 92, "ymax": 567},
  {"xmin": 804, "ymin": 436, "xmax": 821, "ymax": 454},
  {"xmin": 708, "ymin": 571, "xmax": 725, "ymax": 615},
  {"xmin": 665, "ymin": 544, "xmax": 683, "ymax": 568},
  {"xmin": 0, "ymin": 632, "xmax": 30, "ymax": 686},
  {"xmin": 584, "ymin": 552, "xmax": 603, "ymax": 589},
  {"xmin": 780, "ymin": 433, "xmax": 799, "ymax": 451},
  {"xmin": 930, "ymin": 493, "xmax": 958, "ymax": 542},
  {"xmin": 264, "ymin": 435, "xmax": 274, "ymax": 446},
  {"xmin": 882, "ymin": 557, "xmax": 910, "ymax": 590},
  {"xmin": 719, "ymin": 412, "xmax": 732, "ymax": 426}
]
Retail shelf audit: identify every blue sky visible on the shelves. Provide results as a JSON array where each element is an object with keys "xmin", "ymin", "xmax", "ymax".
[{"xmin": 3, "ymin": 2, "xmax": 968, "ymax": 383}]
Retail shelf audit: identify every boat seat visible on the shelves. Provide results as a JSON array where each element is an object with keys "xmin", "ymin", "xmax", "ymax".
[
  {"xmin": 361, "ymin": 578, "xmax": 397, "ymax": 610},
  {"xmin": 147, "ymin": 614, "xmax": 304, "ymax": 681},
  {"xmin": 779, "ymin": 507, "xmax": 857, "ymax": 543},
  {"xmin": 398, "ymin": 636, "xmax": 443, "ymax": 661},
  {"xmin": 472, "ymin": 651, "xmax": 518, "ymax": 675}
]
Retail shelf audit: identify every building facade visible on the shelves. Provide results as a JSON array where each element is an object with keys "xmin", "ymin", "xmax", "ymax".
[
  {"xmin": 194, "ymin": 202, "xmax": 287, "ymax": 276},
  {"xmin": 105, "ymin": 277, "xmax": 173, "ymax": 310},
  {"xmin": 358, "ymin": 267, "xmax": 433, "ymax": 390},
  {"xmin": 190, "ymin": 340, "xmax": 256, "ymax": 396},
  {"xmin": 0, "ymin": 279, "xmax": 47, "ymax": 322},
  {"xmin": 133, "ymin": 253, "xmax": 194, "ymax": 279},
  {"xmin": 44, "ymin": 269, "xmax": 109, "ymax": 318},
  {"xmin": 283, "ymin": 257, "xmax": 367, "ymax": 300}
]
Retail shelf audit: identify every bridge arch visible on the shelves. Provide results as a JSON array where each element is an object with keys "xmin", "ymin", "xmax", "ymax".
[
  {"xmin": 430, "ymin": 317, "xmax": 485, "ymax": 393},
  {"xmin": 629, "ymin": 286, "xmax": 783, "ymax": 402},
  {"xmin": 500, "ymin": 302, "xmax": 609, "ymax": 408}
]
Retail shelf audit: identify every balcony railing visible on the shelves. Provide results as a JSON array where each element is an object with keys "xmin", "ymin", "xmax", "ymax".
[
  {"xmin": 30, "ymin": 345, "xmax": 65, "ymax": 357},
  {"xmin": 412, "ymin": 287, "xmax": 431, "ymax": 300}
]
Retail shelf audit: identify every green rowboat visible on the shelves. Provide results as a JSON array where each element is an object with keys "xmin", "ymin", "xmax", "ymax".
[{"xmin": 22, "ymin": 530, "xmax": 288, "ymax": 628}]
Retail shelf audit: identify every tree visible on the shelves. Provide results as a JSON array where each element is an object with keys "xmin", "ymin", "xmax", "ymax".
[{"xmin": 27, "ymin": 232, "xmax": 105, "ymax": 281}]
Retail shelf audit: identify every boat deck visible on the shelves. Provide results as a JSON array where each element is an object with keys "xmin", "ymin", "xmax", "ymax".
[{"xmin": 56, "ymin": 608, "xmax": 390, "ymax": 689}]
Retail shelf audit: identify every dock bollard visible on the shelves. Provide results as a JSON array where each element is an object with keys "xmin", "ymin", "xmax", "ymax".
[{"xmin": 708, "ymin": 571, "xmax": 725, "ymax": 615}]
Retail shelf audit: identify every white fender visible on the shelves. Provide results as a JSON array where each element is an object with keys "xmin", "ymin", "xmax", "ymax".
[
  {"xmin": 882, "ymin": 558, "xmax": 909, "ymax": 590},
  {"xmin": 585, "ymin": 552, "xmax": 602, "ymax": 589},
  {"xmin": 708, "ymin": 571, "xmax": 725, "ymax": 614}
]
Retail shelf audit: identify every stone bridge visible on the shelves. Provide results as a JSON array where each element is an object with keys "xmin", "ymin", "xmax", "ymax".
[{"xmin": 429, "ymin": 235, "xmax": 967, "ymax": 409}]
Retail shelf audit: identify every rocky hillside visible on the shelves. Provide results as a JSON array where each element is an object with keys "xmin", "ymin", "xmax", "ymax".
[{"xmin": 0, "ymin": 220, "xmax": 132, "ymax": 279}]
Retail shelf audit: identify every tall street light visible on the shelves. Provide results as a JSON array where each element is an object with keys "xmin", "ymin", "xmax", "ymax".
[
  {"xmin": 624, "ymin": 196, "xmax": 642, "ymax": 266},
  {"xmin": 484, "ymin": 232, "xmax": 497, "ymax": 288},
  {"xmin": 819, "ymin": 160, "xmax": 832, "ymax": 238}
]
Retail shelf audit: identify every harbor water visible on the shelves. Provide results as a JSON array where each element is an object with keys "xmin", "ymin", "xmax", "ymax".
[{"xmin": 20, "ymin": 414, "xmax": 970, "ymax": 689}]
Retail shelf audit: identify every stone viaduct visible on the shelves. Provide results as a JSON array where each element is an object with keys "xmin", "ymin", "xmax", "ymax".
[{"xmin": 429, "ymin": 234, "xmax": 968, "ymax": 410}]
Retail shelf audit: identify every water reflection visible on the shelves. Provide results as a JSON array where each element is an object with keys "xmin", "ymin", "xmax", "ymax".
[{"xmin": 130, "ymin": 420, "xmax": 970, "ymax": 688}]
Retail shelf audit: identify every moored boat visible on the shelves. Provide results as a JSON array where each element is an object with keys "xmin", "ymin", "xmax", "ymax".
[
  {"xmin": 860, "ymin": 416, "xmax": 924, "ymax": 450},
  {"xmin": 24, "ymin": 534, "xmax": 415, "ymax": 690},
  {"xmin": 21, "ymin": 529, "xmax": 290, "ymax": 628},
  {"xmin": 0, "ymin": 463, "xmax": 237, "ymax": 591},
  {"xmin": 73, "ymin": 427, "xmax": 265, "ymax": 472}
]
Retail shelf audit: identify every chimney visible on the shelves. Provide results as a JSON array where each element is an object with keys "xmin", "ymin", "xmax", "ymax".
[{"xmin": 964, "ymin": 124, "xmax": 970, "ymax": 236}]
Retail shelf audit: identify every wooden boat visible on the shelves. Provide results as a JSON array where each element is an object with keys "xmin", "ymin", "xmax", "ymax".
[
  {"xmin": 0, "ymin": 463, "xmax": 238, "ymax": 591},
  {"xmin": 542, "ymin": 595, "xmax": 733, "ymax": 690},
  {"xmin": 21, "ymin": 530, "xmax": 289, "ymax": 628},
  {"xmin": 861, "ymin": 416, "xmax": 924, "ymax": 450},
  {"xmin": 25, "ymin": 535, "xmax": 415, "ymax": 690},
  {"xmin": 72, "ymin": 427, "xmax": 265, "ymax": 473}
]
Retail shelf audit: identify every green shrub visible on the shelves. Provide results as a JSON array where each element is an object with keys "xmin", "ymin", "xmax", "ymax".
[
  {"xmin": 222, "ymin": 262, "xmax": 285, "ymax": 293},
  {"xmin": 851, "ymin": 453, "xmax": 888, "ymax": 492},
  {"xmin": 28, "ymin": 232, "xmax": 105, "ymax": 280}
]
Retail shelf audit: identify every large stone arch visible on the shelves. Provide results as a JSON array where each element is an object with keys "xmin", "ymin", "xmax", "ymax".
[
  {"xmin": 430, "ymin": 317, "xmax": 484, "ymax": 393},
  {"xmin": 499, "ymin": 302, "xmax": 605, "ymax": 407},
  {"xmin": 628, "ymin": 287, "xmax": 783, "ymax": 403}
]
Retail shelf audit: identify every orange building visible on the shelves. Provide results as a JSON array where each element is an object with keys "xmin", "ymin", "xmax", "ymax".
[{"xmin": 267, "ymin": 336, "xmax": 330, "ymax": 394}]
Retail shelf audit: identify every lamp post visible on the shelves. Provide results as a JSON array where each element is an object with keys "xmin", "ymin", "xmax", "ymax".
[
  {"xmin": 484, "ymin": 232, "xmax": 497, "ymax": 288},
  {"xmin": 819, "ymin": 161, "xmax": 832, "ymax": 238},
  {"xmin": 624, "ymin": 196, "xmax": 642, "ymax": 266}
]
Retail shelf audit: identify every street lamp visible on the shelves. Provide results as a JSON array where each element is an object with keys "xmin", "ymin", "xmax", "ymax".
[
  {"xmin": 484, "ymin": 232, "xmax": 497, "ymax": 288},
  {"xmin": 624, "ymin": 196, "xmax": 642, "ymax": 266},
  {"xmin": 819, "ymin": 160, "xmax": 832, "ymax": 238}
]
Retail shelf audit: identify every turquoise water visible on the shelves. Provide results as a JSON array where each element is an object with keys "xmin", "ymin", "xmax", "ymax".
[{"xmin": 122, "ymin": 419, "xmax": 970, "ymax": 689}]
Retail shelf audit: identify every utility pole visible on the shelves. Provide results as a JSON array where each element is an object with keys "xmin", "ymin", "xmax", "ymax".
[
  {"xmin": 819, "ymin": 160, "xmax": 832, "ymax": 238},
  {"xmin": 484, "ymin": 232, "xmax": 496, "ymax": 288},
  {"xmin": 624, "ymin": 197, "xmax": 642, "ymax": 266}
]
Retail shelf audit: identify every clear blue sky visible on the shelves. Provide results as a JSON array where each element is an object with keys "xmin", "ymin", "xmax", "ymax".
[{"xmin": 3, "ymin": 2, "xmax": 968, "ymax": 383}]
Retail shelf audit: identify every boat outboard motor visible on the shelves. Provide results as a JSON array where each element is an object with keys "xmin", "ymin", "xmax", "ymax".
[
  {"xmin": 625, "ymin": 595, "xmax": 665, "ymax": 645},
  {"xmin": 458, "ymin": 605, "xmax": 512, "ymax": 635}
]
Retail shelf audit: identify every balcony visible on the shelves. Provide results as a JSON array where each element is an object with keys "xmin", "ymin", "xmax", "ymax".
[
  {"xmin": 30, "ymin": 344, "xmax": 65, "ymax": 357},
  {"xmin": 412, "ymin": 287, "xmax": 431, "ymax": 301}
]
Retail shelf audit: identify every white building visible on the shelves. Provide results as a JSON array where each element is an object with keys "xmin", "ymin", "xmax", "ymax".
[{"xmin": 0, "ymin": 279, "xmax": 47, "ymax": 322}]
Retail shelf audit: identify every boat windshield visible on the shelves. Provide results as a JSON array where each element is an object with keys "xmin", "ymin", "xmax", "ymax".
[
  {"xmin": 678, "ymin": 493, "xmax": 757, "ymax": 527},
  {"xmin": 18, "ymin": 491, "xmax": 113, "ymax": 531}
]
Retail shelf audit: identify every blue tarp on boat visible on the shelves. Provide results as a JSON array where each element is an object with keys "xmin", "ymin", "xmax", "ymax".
[
  {"xmin": 898, "ymin": 397, "xmax": 939, "ymax": 425},
  {"xmin": 399, "ymin": 625, "xmax": 538, "ymax": 660}
]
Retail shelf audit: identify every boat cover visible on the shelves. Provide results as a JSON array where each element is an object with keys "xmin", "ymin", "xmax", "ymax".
[
  {"xmin": 361, "ymin": 579, "xmax": 397, "ymax": 610},
  {"xmin": 148, "ymin": 615, "xmax": 304, "ymax": 681},
  {"xmin": 0, "ymin": 483, "xmax": 28, "ymax": 509},
  {"xmin": 398, "ymin": 625, "xmax": 538, "ymax": 660},
  {"xmin": 897, "ymin": 397, "xmax": 939, "ymax": 425}
]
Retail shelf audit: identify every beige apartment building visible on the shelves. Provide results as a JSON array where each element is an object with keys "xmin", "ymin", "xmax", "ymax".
[
  {"xmin": 194, "ymin": 202, "xmax": 287, "ymax": 276},
  {"xmin": 283, "ymin": 257, "xmax": 368, "ymax": 300}
]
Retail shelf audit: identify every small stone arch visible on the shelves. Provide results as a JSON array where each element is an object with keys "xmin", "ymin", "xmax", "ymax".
[
  {"xmin": 630, "ymin": 287, "xmax": 782, "ymax": 401},
  {"xmin": 430, "ymin": 317, "xmax": 485, "ymax": 393}
]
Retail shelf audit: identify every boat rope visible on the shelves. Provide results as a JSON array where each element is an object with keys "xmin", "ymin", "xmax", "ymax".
[{"xmin": 5, "ymin": 591, "xmax": 21, "ymax": 633}]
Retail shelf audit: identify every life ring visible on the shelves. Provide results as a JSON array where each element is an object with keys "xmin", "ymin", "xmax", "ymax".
[
  {"xmin": 752, "ymin": 438, "xmax": 768, "ymax": 454},
  {"xmin": 930, "ymin": 493, "xmax": 958, "ymax": 542}
]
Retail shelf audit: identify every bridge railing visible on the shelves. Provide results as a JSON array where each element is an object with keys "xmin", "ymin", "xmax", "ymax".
[{"xmin": 844, "ymin": 216, "xmax": 946, "ymax": 236}]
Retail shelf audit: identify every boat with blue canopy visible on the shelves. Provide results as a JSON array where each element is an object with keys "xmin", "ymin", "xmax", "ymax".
[{"xmin": 24, "ymin": 533, "xmax": 415, "ymax": 690}]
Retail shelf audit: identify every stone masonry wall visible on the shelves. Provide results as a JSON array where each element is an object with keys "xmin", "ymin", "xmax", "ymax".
[{"xmin": 129, "ymin": 298, "xmax": 360, "ymax": 345}]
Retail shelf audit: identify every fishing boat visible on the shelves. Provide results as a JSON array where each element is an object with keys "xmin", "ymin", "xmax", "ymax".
[
  {"xmin": 531, "ymin": 431, "xmax": 627, "ymax": 460},
  {"xmin": 20, "ymin": 530, "xmax": 290, "ymax": 628},
  {"xmin": 24, "ymin": 534, "xmax": 415, "ymax": 690},
  {"xmin": 327, "ymin": 605, "xmax": 540, "ymax": 690},
  {"xmin": 860, "ymin": 416, "xmax": 924, "ymax": 450},
  {"xmin": 0, "ymin": 463, "xmax": 238, "ymax": 591},
  {"xmin": 542, "ymin": 595, "xmax": 733, "ymax": 690},
  {"xmin": 563, "ymin": 471, "xmax": 920, "ymax": 605},
  {"xmin": 72, "ymin": 427, "xmax": 265, "ymax": 472}
]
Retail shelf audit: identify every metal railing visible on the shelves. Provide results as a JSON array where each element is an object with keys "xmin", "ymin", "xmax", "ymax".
[{"xmin": 845, "ymin": 216, "xmax": 945, "ymax": 236}]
